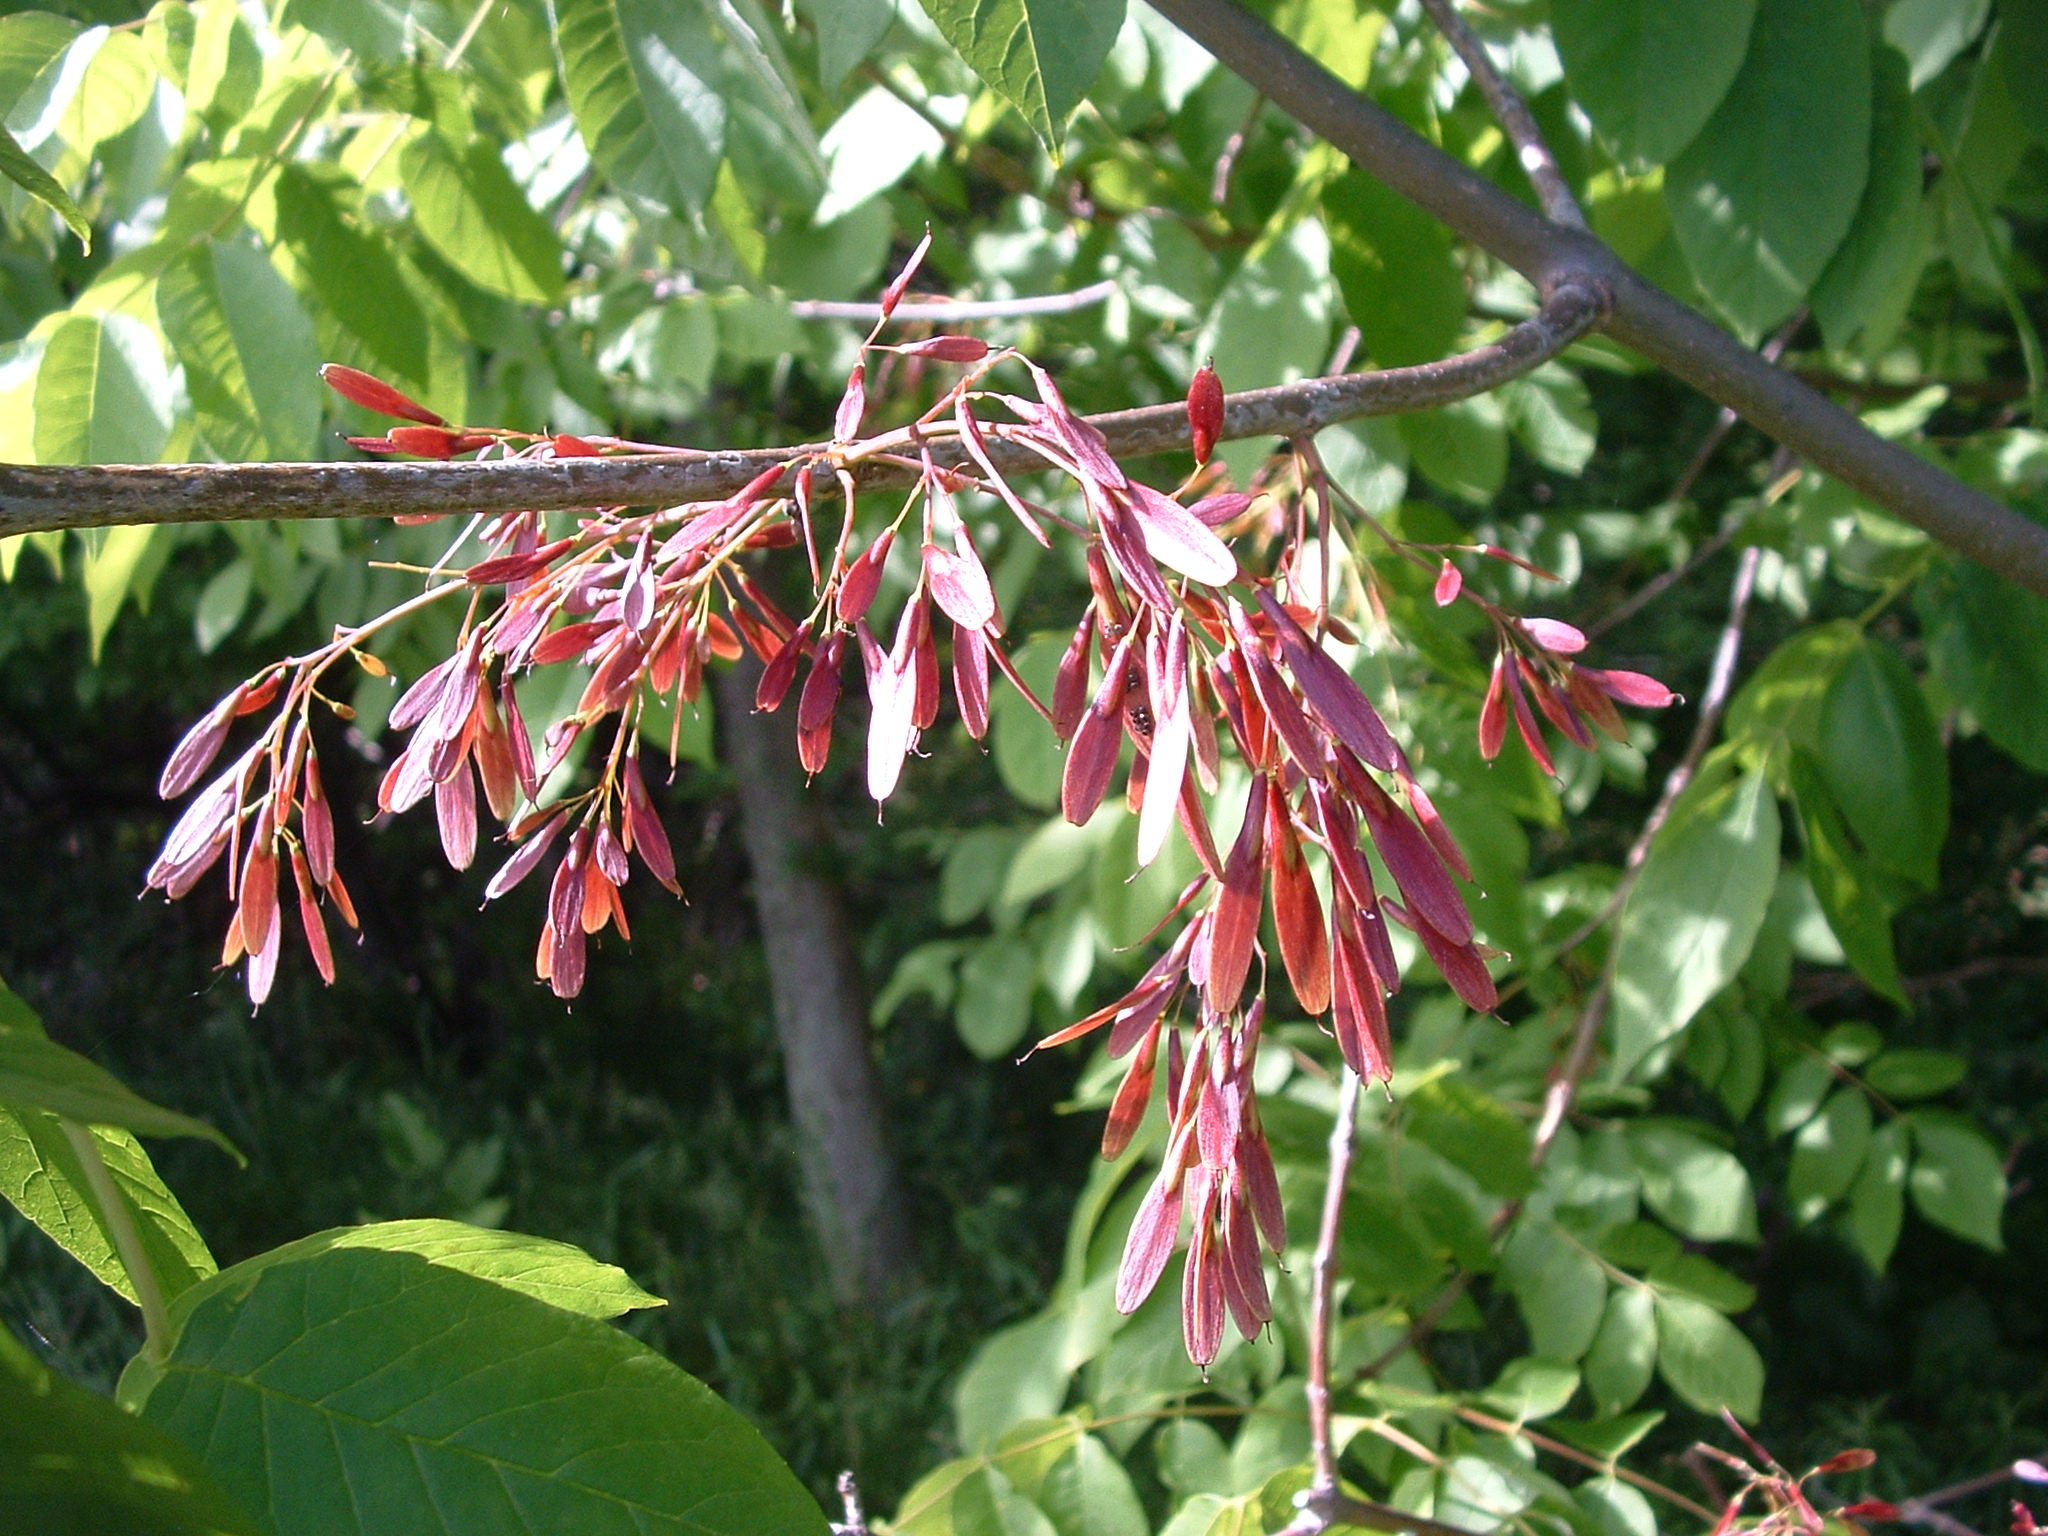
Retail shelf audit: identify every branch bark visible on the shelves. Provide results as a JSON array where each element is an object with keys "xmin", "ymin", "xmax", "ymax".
[
  {"xmin": 1144, "ymin": 0, "xmax": 2048, "ymax": 598},
  {"xmin": 0, "ymin": 283, "xmax": 1600, "ymax": 539}
]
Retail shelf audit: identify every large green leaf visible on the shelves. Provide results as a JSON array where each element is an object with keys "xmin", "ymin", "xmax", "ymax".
[
  {"xmin": 1665, "ymin": 0, "xmax": 1872, "ymax": 335},
  {"xmin": 0, "ymin": 10, "xmax": 84, "ymax": 144},
  {"xmin": 919, "ymin": 0, "xmax": 1126, "ymax": 150},
  {"xmin": 163, "ymin": 1219, "xmax": 666, "ymax": 1324},
  {"xmin": 1323, "ymin": 167, "xmax": 1464, "ymax": 368},
  {"xmin": 0, "ymin": 120, "xmax": 90, "ymax": 246},
  {"xmin": 1609, "ymin": 770, "xmax": 1780, "ymax": 1077},
  {"xmin": 1652, "ymin": 1294, "xmax": 1762, "ymax": 1420},
  {"xmin": 1628, "ymin": 1122, "xmax": 1758, "ymax": 1243},
  {"xmin": 1906, "ymin": 1111, "xmax": 2006, "ymax": 1251},
  {"xmin": 796, "ymin": 0, "xmax": 894, "ymax": 90},
  {"xmin": 128, "ymin": 1243, "xmax": 824, "ymax": 1536},
  {"xmin": 400, "ymin": 130, "xmax": 566, "ymax": 305},
  {"xmin": 1846, "ymin": 1118, "xmax": 1907, "ymax": 1271},
  {"xmin": 1550, "ymin": 0, "xmax": 1756, "ymax": 165},
  {"xmin": 1818, "ymin": 636, "xmax": 1947, "ymax": 887},
  {"xmin": 159, "ymin": 233, "xmax": 322, "ymax": 461},
  {"xmin": 0, "ymin": 1001, "xmax": 237, "ymax": 1157},
  {"xmin": 551, "ymin": 0, "xmax": 726, "ymax": 216},
  {"xmin": 1037, "ymin": 1434, "xmax": 1148, "ymax": 1536},
  {"xmin": 32, "ymin": 310, "xmax": 173, "ymax": 465},
  {"xmin": 274, "ymin": 165, "xmax": 433, "ymax": 387},
  {"xmin": 1920, "ymin": 559, "xmax": 2048, "ymax": 774},
  {"xmin": 1810, "ymin": 47, "xmax": 1924, "ymax": 350},
  {"xmin": 1501, "ymin": 1219, "xmax": 1607, "ymax": 1362},
  {"xmin": 1, "ymin": 1323, "xmax": 262, "ymax": 1536},
  {"xmin": 1788, "ymin": 753, "xmax": 1905, "ymax": 1005},
  {"xmin": 1583, "ymin": 1286, "xmax": 1657, "ymax": 1416},
  {"xmin": 1785, "ymin": 1088, "xmax": 1873, "ymax": 1220}
]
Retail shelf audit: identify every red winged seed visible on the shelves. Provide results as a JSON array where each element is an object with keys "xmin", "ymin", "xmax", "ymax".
[
  {"xmin": 954, "ymin": 395, "xmax": 1050, "ymax": 546},
  {"xmin": 290, "ymin": 848, "xmax": 336, "ymax": 985},
  {"xmin": 472, "ymin": 699, "xmax": 519, "ymax": 824},
  {"xmin": 1188, "ymin": 492, "xmax": 1255, "ymax": 529},
  {"xmin": 798, "ymin": 633, "xmax": 847, "ymax": 736},
  {"xmin": 1354, "ymin": 775, "xmax": 1473, "ymax": 946},
  {"xmin": 580, "ymin": 862, "xmax": 615, "ymax": 935},
  {"xmin": 1405, "ymin": 902, "xmax": 1498, "ymax": 1012},
  {"xmin": 1501, "ymin": 656, "xmax": 1556, "ymax": 775},
  {"xmin": 1125, "ymin": 482, "xmax": 1238, "ymax": 586},
  {"xmin": 593, "ymin": 823, "xmax": 631, "ymax": 886},
  {"xmin": 1566, "ymin": 668, "xmax": 1630, "ymax": 741},
  {"xmin": 1116, "ymin": 1170, "xmax": 1185, "ymax": 1314},
  {"xmin": 1187, "ymin": 360, "xmax": 1224, "ymax": 466},
  {"xmin": 160, "ymin": 690, "xmax": 242, "ymax": 799},
  {"xmin": 954, "ymin": 623, "xmax": 990, "ymax": 739},
  {"xmin": 548, "ymin": 917, "xmax": 587, "ymax": 1000},
  {"xmin": 1240, "ymin": 1125, "xmax": 1285, "ymax": 1250},
  {"xmin": 389, "ymin": 655, "xmax": 456, "ymax": 732},
  {"xmin": 1268, "ymin": 795, "xmax": 1332, "ymax": 1016},
  {"xmin": 879, "ymin": 227, "xmax": 932, "ymax": 317},
  {"xmin": 378, "ymin": 743, "xmax": 435, "ymax": 815},
  {"xmin": 1204, "ymin": 774, "xmax": 1270, "ymax": 1015},
  {"xmin": 756, "ymin": 627, "xmax": 809, "ymax": 713},
  {"xmin": 924, "ymin": 539, "xmax": 997, "ymax": 631},
  {"xmin": 836, "ymin": 529, "xmax": 894, "ymax": 624},
  {"xmin": 1182, "ymin": 1175, "xmax": 1225, "ymax": 1366},
  {"xmin": 1052, "ymin": 613, "xmax": 1095, "ymax": 742},
  {"xmin": 1220, "ymin": 1190, "xmax": 1271, "ymax": 1337},
  {"xmin": 484, "ymin": 811, "xmax": 567, "ymax": 901},
  {"xmin": 897, "ymin": 334, "xmax": 990, "ymax": 363},
  {"xmin": 1521, "ymin": 617, "xmax": 1588, "ymax": 654},
  {"xmin": 1137, "ymin": 617, "xmax": 1191, "ymax": 869},
  {"xmin": 552, "ymin": 433, "xmax": 599, "ymax": 457},
  {"xmin": 1026, "ymin": 361, "xmax": 1127, "ymax": 490},
  {"xmin": 1106, "ymin": 982, "xmax": 1175, "ymax": 1058},
  {"xmin": 911, "ymin": 599, "xmax": 941, "ymax": 732},
  {"xmin": 501, "ymin": 681, "xmax": 538, "ymax": 799},
  {"xmin": 1062, "ymin": 631, "xmax": 1133, "ymax": 826},
  {"xmin": 1434, "ymin": 559, "xmax": 1463, "ymax": 606},
  {"xmin": 1102, "ymin": 1023, "xmax": 1161, "ymax": 1160},
  {"xmin": 238, "ymin": 837, "xmax": 279, "ymax": 962},
  {"xmin": 1094, "ymin": 490, "xmax": 1176, "ymax": 612},
  {"xmin": 549, "ymin": 832, "xmax": 590, "ymax": 949},
  {"xmin": 387, "ymin": 425, "xmax": 477, "ymax": 458},
  {"xmin": 623, "ymin": 759, "xmax": 680, "ymax": 894},
  {"xmin": 531, "ymin": 620, "xmax": 607, "ymax": 667},
  {"xmin": 1519, "ymin": 655, "xmax": 1596, "ymax": 748},
  {"xmin": 834, "ymin": 363, "xmax": 867, "ymax": 443},
  {"xmin": 1230, "ymin": 620, "xmax": 1324, "ymax": 778},
  {"xmin": 1583, "ymin": 667, "xmax": 1678, "ymax": 708},
  {"xmin": 1331, "ymin": 912, "xmax": 1392, "ymax": 1081},
  {"xmin": 1256, "ymin": 589, "xmax": 1400, "ymax": 771},
  {"xmin": 246, "ymin": 898, "xmax": 282, "ymax": 1006},
  {"xmin": 1398, "ymin": 773, "xmax": 1472, "ymax": 883},
  {"xmin": 435, "ymin": 761, "xmax": 478, "ymax": 870},
  {"xmin": 301, "ymin": 756, "xmax": 335, "ymax": 886},
  {"xmin": 866, "ymin": 609, "xmax": 921, "ymax": 804},
  {"xmin": 320, "ymin": 364, "xmax": 445, "ymax": 425},
  {"xmin": 1478, "ymin": 654, "xmax": 1509, "ymax": 760}
]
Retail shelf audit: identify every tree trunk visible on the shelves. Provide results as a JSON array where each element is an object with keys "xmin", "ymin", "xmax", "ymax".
[{"xmin": 714, "ymin": 658, "xmax": 916, "ymax": 1309}]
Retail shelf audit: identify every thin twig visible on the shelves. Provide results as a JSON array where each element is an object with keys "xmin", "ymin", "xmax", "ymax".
[
  {"xmin": 1306, "ymin": 1068, "xmax": 1364, "ymax": 1492},
  {"xmin": 830, "ymin": 1472, "xmax": 870, "ymax": 1536},
  {"xmin": 1454, "ymin": 1406, "xmax": 1720, "ymax": 1522},
  {"xmin": 788, "ymin": 281, "xmax": 1118, "ymax": 323},
  {"xmin": 1529, "ymin": 543, "xmax": 1764, "ymax": 1163},
  {"xmin": 1212, "ymin": 91, "xmax": 1267, "ymax": 205},
  {"xmin": 0, "ymin": 281, "xmax": 1604, "ymax": 537},
  {"xmin": 1416, "ymin": 0, "xmax": 1585, "ymax": 229}
]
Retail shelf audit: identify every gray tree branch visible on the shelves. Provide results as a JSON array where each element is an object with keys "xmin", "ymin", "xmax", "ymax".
[
  {"xmin": 1145, "ymin": 0, "xmax": 2048, "ymax": 598},
  {"xmin": 0, "ymin": 283, "xmax": 1601, "ymax": 539}
]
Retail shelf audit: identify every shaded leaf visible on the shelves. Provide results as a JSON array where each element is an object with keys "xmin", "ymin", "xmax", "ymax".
[
  {"xmin": 1653, "ymin": 1293, "xmax": 1763, "ymax": 1419},
  {"xmin": 158, "ymin": 234, "xmax": 322, "ymax": 461},
  {"xmin": 1551, "ymin": 0, "xmax": 1756, "ymax": 163},
  {"xmin": 1906, "ymin": 1111, "xmax": 2006, "ymax": 1251},
  {"xmin": 400, "ymin": 130, "xmax": 565, "ymax": 304}
]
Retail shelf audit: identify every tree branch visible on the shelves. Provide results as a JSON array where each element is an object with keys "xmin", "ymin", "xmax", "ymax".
[
  {"xmin": 1143, "ymin": 0, "xmax": 2048, "ymax": 598},
  {"xmin": 787, "ymin": 280, "xmax": 1118, "ymax": 323},
  {"xmin": 1416, "ymin": 0, "xmax": 1585, "ymax": 229},
  {"xmin": 0, "ymin": 281, "xmax": 1602, "ymax": 538}
]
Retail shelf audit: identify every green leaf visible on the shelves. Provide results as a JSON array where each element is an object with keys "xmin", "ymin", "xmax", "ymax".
[
  {"xmin": 1921, "ymin": 560, "xmax": 2048, "ymax": 775},
  {"xmin": 1397, "ymin": 395, "xmax": 1508, "ymax": 506},
  {"xmin": 128, "ymin": 1243, "xmax": 825, "ymax": 1536},
  {"xmin": 1786, "ymin": 1088, "xmax": 1873, "ymax": 1219},
  {"xmin": 1766, "ymin": 1055, "xmax": 1835, "ymax": 1137},
  {"xmin": 1725, "ymin": 620, "xmax": 1860, "ymax": 771},
  {"xmin": 1482, "ymin": 1358, "xmax": 1580, "ymax": 1421},
  {"xmin": 33, "ymin": 311, "xmax": 173, "ymax": 465},
  {"xmin": 0, "ymin": 121, "xmax": 89, "ymax": 246},
  {"xmin": 1403, "ymin": 1077, "xmax": 1536, "ymax": 1199},
  {"xmin": 1846, "ymin": 1118, "xmax": 1907, "ymax": 1271},
  {"xmin": 1788, "ymin": 750, "xmax": 1906, "ymax": 1004},
  {"xmin": 274, "ymin": 165, "xmax": 433, "ymax": 386},
  {"xmin": 1196, "ymin": 219, "xmax": 1333, "ymax": 485},
  {"xmin": 1501, "ymin": 1219, "xmax": 1607, "ymax": 1362},
  {"xmin": 1038, "ymin": 1435, "xmax": 1148, "ymax": 1536},
  {"xmin": 1665, "ymin": 0, "xmax": 1872, "ymax": 334},
  {"xmin": 83, "ymin": 523, "xmax": 161, "ymax": 660},
  {"xmin": 193, "ymin": 557, "xmax": 251, "ymax": 653},
  {"xmin": 0, "ymin": 1322, "xmax": 262, "ymax": 1536},
  {"xmin": 1156, "ymin": 1419, "xmax": 1232, "ymax": 1501},
  {"xmin": 992, "ymin": 634, "xmax": 1067, "ymax": 810},
  {"xmin": 955, "ymin": 937, "xmax": 1039, "ymax": 1060},
  {"xmin": 814, "ymin": 85, "xmax": 944, "ymax": 224},
  {"xmin": 167, "ymin": 1219, "xmax": 666, "ymax": 1323},
  {"xmin": 953, "ymin": 1314, "xmax": 1073, "ymax": 1453},
  {"xmin": 918, "ymin": 0, "xmax": 1127, "ymax": 150},
  {"xmin": 1818, "ymin": 638, "xmax": 1947, "ymax": 887},
  {"xmin": 1550, "ymin": 0, "xmax": 1756, "ymax": 164},
  {"xmin": 1609, "ymin": 769, "xmax": 1780, "ymax": 1077},
  {"xmin": 59, "ymin": 27, "xmax": 155, "ymax": 158},
  {"xmin": 1863, "ymin": 1049, "xmax": 1967, "ymax": 1101},
  {"xmin": 1906, "ymin": 1111, "xmax": 2006, "ymax": 1251},
  {"xmin": 1628, "ymin": 1122, "xmax": 1758, "ymax": 1243},
  {"xmin": 400, "ymin": 130, "xmax": 565, "ymax": 305},
  {"xmin": 1885, "ymin": 0, "xmax": 1990, "ymax": 87},
  {"xmin": 1644, "ymin": 1253, "xmax": 1753, "ymax": 1314},
  {"xmin": 0, "ymin": 1020, "xmax": 237, "ymax": 1159},
  {"xmin": 796, "ymin": 0, "xmax": 894, "ymax": 90},
  {"xmin": 1810, "ymin": 48, "xmax": 1924, "ymax": 350},
  {"xmin": 1653, "ymin": 1293, "xmax": 1762, "ymax": 1419},
  {"xmin": 551, "ymin": 0, "xmax": 726, "ymax": 216},
  {"xmin": 2001, "ymin": 0, "xmax": 2048, "ymax": 144},
  {"xmin": 1323, "ymin": 167, "xmax": 1464, "ymax": 368},
  {"xmin": 1583, "ymin": 1285, "xmax": 1657, "ymax": 1416},
  {"xmin": 159, "ymin": 234, "xmax": 322, "ymax": 461},
  {"xmin": 1501, "ymin": 365, "xmax": 1598, "ymax": 476}
]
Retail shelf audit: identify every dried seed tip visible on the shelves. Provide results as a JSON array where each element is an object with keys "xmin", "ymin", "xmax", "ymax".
[
  {"xmin": 320, "ymin": 363, "xmax": 446, "ymax": 426},
  {"xmin": 879, "ymin": 227, "xmax": 934, "ymax": 318},
  {"xmin": 1187, "ymin": 359, "xmax": 1223, "ymax": 466}
]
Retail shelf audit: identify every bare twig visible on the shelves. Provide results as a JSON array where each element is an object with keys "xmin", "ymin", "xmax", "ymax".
[
  {"xmin": 1142, "ymin": 0, "xmax": 2048, "ymax": 596},
  {"xmin": 788, "ymin": 281, "xmax": 1118, "ymax": 323},
  {"xmin": 1416, "ymin": 0, "xmax": 1585, "ymax": 229},
  {"xmin": 1292, "ymin": 1486, "xmax": 1492, "ymax": 1536},
  {"xmin": 1306, "ymin": 1068, "xmax": 1364, "ymax": 1492},
  {"xmin": 830, "ymin": 1472, "xmax": 870, "ymax": 1536},
  {"xmin": 1212, "ymin": 91, "xmax": 1267, "ymax": 205},
  {"xmin": 0, "ymin": 281, "xmax": 1604, "ymax": 538},
  {"xmin": 1529, "ymin": 543, "xmax": 1765, "ymax": 1162},
  {"xmin": 1454, "ymin": 1405, "xmax": 1720, "ymax": 1523}
]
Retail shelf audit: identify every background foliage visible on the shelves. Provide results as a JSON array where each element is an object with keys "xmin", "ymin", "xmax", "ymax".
[{"xmin": 0, "ymin": 0, "xmax": 2043, "ymax": 1532}]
